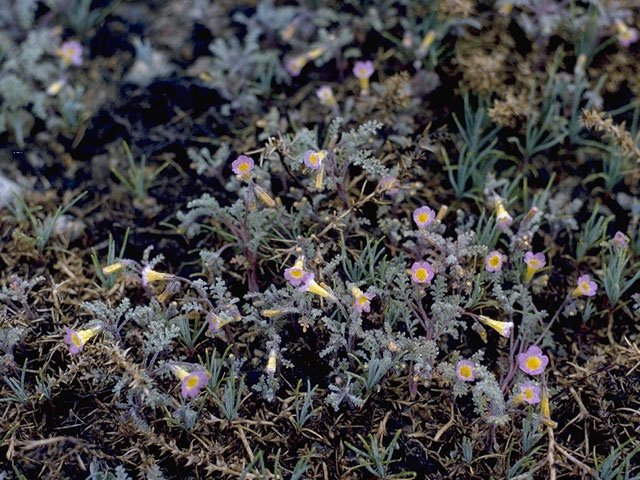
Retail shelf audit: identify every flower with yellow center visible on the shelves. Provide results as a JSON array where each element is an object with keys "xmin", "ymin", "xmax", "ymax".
[
  {"xmin": 64, "ymin": 326, "xmax": 102, "ymax": 355},
  {"xmin": 350, "ymin": 285, "xmax": 376, "ymax": 313},
  {"xmin": 517, "ymin": 345, "xmax": 549, "ymax": 375},
  {"xmin": 524, "ymin": 251, "xmax": 546, "ymax": 283},
  {"xmin": 456, "ymin": 360, "xmax": 476, "ymax": 382},
  {"xmin": 284, "ymin": 256, "xmax": 308, "ymax": 287},
  {"xmin": 570, "ymin": 274, "xmax": 597, "ymax": 298}
]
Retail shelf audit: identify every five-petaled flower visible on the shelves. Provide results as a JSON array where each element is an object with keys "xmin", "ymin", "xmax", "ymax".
[
  {"xmin": 284, "ymin": 256, "xmax": 308, "ymax": 286},
  {"xmin": 303, "ymin": 150, "xmax": 325, "ymax": 170},
  {"xmin": 485, "ymin": 251, "xmax": 505, "ymax": 272},
  {"xmin": 64, "ymin": 326, "xmax": 101, "ymax": 355},
  {"xmin": 351, "ymin": 285, "xmax": 376, "ymax": 313},
  {"xmin": 285, "ymin": 55, "xmax": 308, "ymax": 76},
  {"xmin": 57, "ymin": 40, "xmax": 83, "ymax": 67},
  {"xmin": 172, "ymin": 365, "xmax": 210, "ymax": 399},
  {"xmin": 524, "ymin": 251, "xmax": 546, "ymax": 282},
  {"xmin": 478, "ymin": 315, "xmax": 514, "ymax": 338},
  {"xmin": 518, "ymin": 345, "xmax": 549, "ymax": 375},
  {"xmin": 316, "ymin": 86, "xmax": 336, "ymax": 107},
  {"xmin": 413, "ymin": 206, "xmax": 436, "ymax": 229},
  {"xmin": 495, "ymin": 200, "xmax": 513, "ymax": 229},
  {"xmin": 456, "ymin": 360, "xmax": 476, "ymax": 382},
  {"xmin": 515, "ymin": 381, "xmax": 541, "ymax": 405},
  {"xmin": 379, "ymin": 175, "xmax": 399, "ymax": 195},
  {"xmin": 616, "ymin": 19, "xmax": 639, "ymax": 47},
  {"xmin": 353, "ymin": 60, "xmax": 374, "ymax": 94},
  {"xmin": 232, "ymin": 155, "xmax": 254, "ymax": 180},
  {"xmin": 411, "ymin": 261, "xmax": 434, "ymax": 284},
  {"xmin": 571, "ymin": 274, "xmax": 597, "ymax": 298}
]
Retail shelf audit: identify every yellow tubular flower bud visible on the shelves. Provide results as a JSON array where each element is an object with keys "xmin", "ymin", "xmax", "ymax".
[
  {"xmin": 306, "ymin": 47, "xmax": 325, "ymax": 60},
  {"xmin": 419, "ymin": 30, "xmax": 436, "ymax": 54},
  {"xmin": 525, "ymin": 265, "xmax": 538, "ymax": 283},
  {"xmin": 261, "ymin": 309, "xmax": 284, "ymax": 318},
  {"xmin": 541, "ymin": 395, "xmax": 551, "ymax": 418},
  {"xmin": 78, "ymin": 326, "xmax": 102, "ymax": 344},
  {"xmin": 436, "ymin": 205, "xmax": 448, "ymax": 222},
  {"xmin": 171, "ymin": 365, "xmax": 190, "ymax": 381},
  {"xmin": 254, "ymin": 184, "xmax": 276, "ymax": 208},
  {"xmin": 266, "ymin": 350, "xmax": 277, "ymax": 374},
  {"xmin": 512, "ymin": 392, "xmax": 524, "ymax": 404},
  {"xmin": 102, "ymin": 262, "xmax": 124, "ymax": 275},
  {"xmin": 315, "ymin": 165, "xmax": 324, "ymax": 190},
  {"xmin": 306, "ymin": 279, "xmax": 334, "ymax": 299}
]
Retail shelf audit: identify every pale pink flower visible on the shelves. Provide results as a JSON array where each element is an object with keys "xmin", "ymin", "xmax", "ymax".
[
  {"xmin": 456, "ymin": 360, "xmax": 476, "ymax": 382},
  {"xmin": 485, "ymin": 251, "xmax": 505, "ymax": 272},
  {"xmin": 413, "ymin": 206, "xmax": 436, "ymax": 229},
  {"xmin": 411, "ymin": 261, "xmax": 434, "ymax": 284},
  {"xmin": 518, "ymin": 346, "xmax": 549, "ymax": 376}
]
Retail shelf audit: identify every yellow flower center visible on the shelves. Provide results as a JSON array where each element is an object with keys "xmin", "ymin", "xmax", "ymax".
[
  {"xmin": 238, "ymin": 162, "xmax": 250, "ymax": 173},
  {"xmin": 417, "ymin": 212, "xmax": 430, "ymax": 224},
  {"xmin": 459, "ymin": 365, "xmax": 472, "ymax": 378},
  {"xmin": 580, "ymin": 281, "xmax": 590, "ymax": 293},
  {"xmin": 72, "ymin": 333, "xmax": 83, "ymax": 347},
  {"xmin": 358, "ymin": 295, "xmax": 369, "ymax": 305},
  {"xmin": 357, "ymin": 67, "xmax": 368, "ymax": 77},
  {"xmin": 524, "ymin": 388, "xmax": 534, "ymax": 399},
  {"xmin": 186, "ymin": 376, "xmax": 199, "ymax": 390},
  {"xmin": 528, "ymin": 259, "xmax": 540, "ymax": 268},
  {"xmin": 622, "ymin": 30, "xmax": 633, "ymax": 40},
  {"xmin": 489, "ymin": 255, "xmax": 500, "ymax": 267},
  {"xmin": 290, "ymin": 269, "xmax": 304, "ymax": 278},
  {"xmin": 415, "ymin": 268, "xmax": 427, "ymax": 282},
  {"xmin": 309, "ymin": 153, "xmax": 318, "ymax": 165},
  {"xmin": 526, "ymin": 356, "xmax": 541, "ymax": 371}
]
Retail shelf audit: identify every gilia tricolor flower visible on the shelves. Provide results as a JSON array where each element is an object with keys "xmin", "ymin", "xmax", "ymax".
[
  {"xmin": 411, "ymin": 261, "xmax": 434, "ymax": 284},
  {"xmin": 141, "ymin": 266, "xmax": 173, "ymax": 287},
  {"xmin": 478, "ymin": 315, "xmax": 514, "ymax": 338},
  {"xmin": 570, "ymin": 274, "xmax": 597, "ymax": 298},
  {"xmin": 413, "ymin": 205, "xmax": 436, "ymax": 229},
  {"xmin": 616, "ymin": 19, "xmax": 639, "ymax": 47},
  {"xmin": 316, "ymin": 86, "xmax": 336, "ymax": 107},
  {"xmin": 285, "ymin": 54, "xmax": 308, "ymax": 76},
  {"xmin": 299, "ymin": 272, "xmax": 335, "ymax": 300},
  {"xmin": 353, "ymin": 60, "xmax": 374, "ymax": 95},
  {"xmin": 350, "ymin": 285, "xmax": 376, "ymax": 313},
  {"xmin": 57, "ymin": 40, "xmax": 83, "ymax": 66},
  {"xmin": 495, "ymin": 200, "xmax": 513, "ymax": 230},
  {"xmin": 232, "ymin": 155, "xmax": 254, "ymax": 180},
  {"xmin": 518, "ymin": 345, "xmax": 549, "ymax": 376},
  {"xmin": 524, "ymin": 251, "xmax": 546, "ymax": 282},
  {"xmin": 171, "ymin": 366, "xmax": 210, "ymax": 399},
  {"xmin": 378, "ymin": 175, "xmax": 399, "ymax": 195},
  {"xmin": 456, "ymin": 360, "xmax": 476, "ymax": 382},
  {"xmin": 64, "ymin": 326, "xmax": 101, "ymax": 355},
  {"xmin": 303, "ymin": 150, "xmax": 326, "ymax": 189},
  {"xmin": 485, "ymin": 251, "xmax": 505, "ymax": 272},
  {"xmin": 513, "ymin": 381, "xmax": 541, "ymax": 405},
  {"xmin": 284, "ymin": 256, "xmax": 308, "ymax": 287}
]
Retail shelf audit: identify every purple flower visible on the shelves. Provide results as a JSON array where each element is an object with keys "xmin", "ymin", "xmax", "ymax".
[
  {"xmin": 571, "ymin": 274, "xmax": 597, "ymax": 298},
  {"xmin": 524, "ymin": 251, "xmax": 546, "ymax": 282},
  {"xmin": 411, "ymin": 261, "xmax": 434, "ymax": 284},
  {"xmin": 232, "ymin": 155, "xmax": 254, "ymax": 179},
  {"xmin": 456, "ymin": 360, "xmax": 476, "ymax": 382},
  {"xmin": 180, "ymin": 370, "xmax": 210, "ymax": 399},
  {"xmin": 316, "ymin": 86, "xmax": 335, "ymax": 106},
  {"xmin": 284, "ymin": 256, "xmax": 308, "ymax": 286},
  {"xmin": 64, "ymin": 326, "xmax": 101, "ymax": 355},
  {"xmin": 485, "ymin": 251, "xmax": 505, "ymax": 272},
  {"xmin": 351, "ymin": 286, "xmax": 376, "ymax": 313},
  {"xmin": 379, "ymin": 175, "xmax": 399, "ymax": 195},
  {"xmin": 613, "ymin": 231, "xmax": 628, "ymax": 249},
  {"xmin": 285, "ymin": 55, "xmax": 307, "ymax": 76},
  {"xmin": 57, "ymin": 40, "xmax": 83, "ymax": 66},
  {"xmin": 617, "ymin": 19, "xmax": 639, "ymax": 47},
  {"xmin": 519, "ymin": 381, "xmax": 541, "ymax": 405},
  {"xmin": 303, "ymin": 150, "xmax": 324, "ymax": 170},
  {"xmin": 353, "ymin": 61, "xmax": 374, "ymax": 79},
  {"xmin": 517, "ymin": 345, "xmax": 549, "ymax": 375},
  {"xmin": 413, "ymin": 206, "xmax": 436, "ymax": 229}
]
